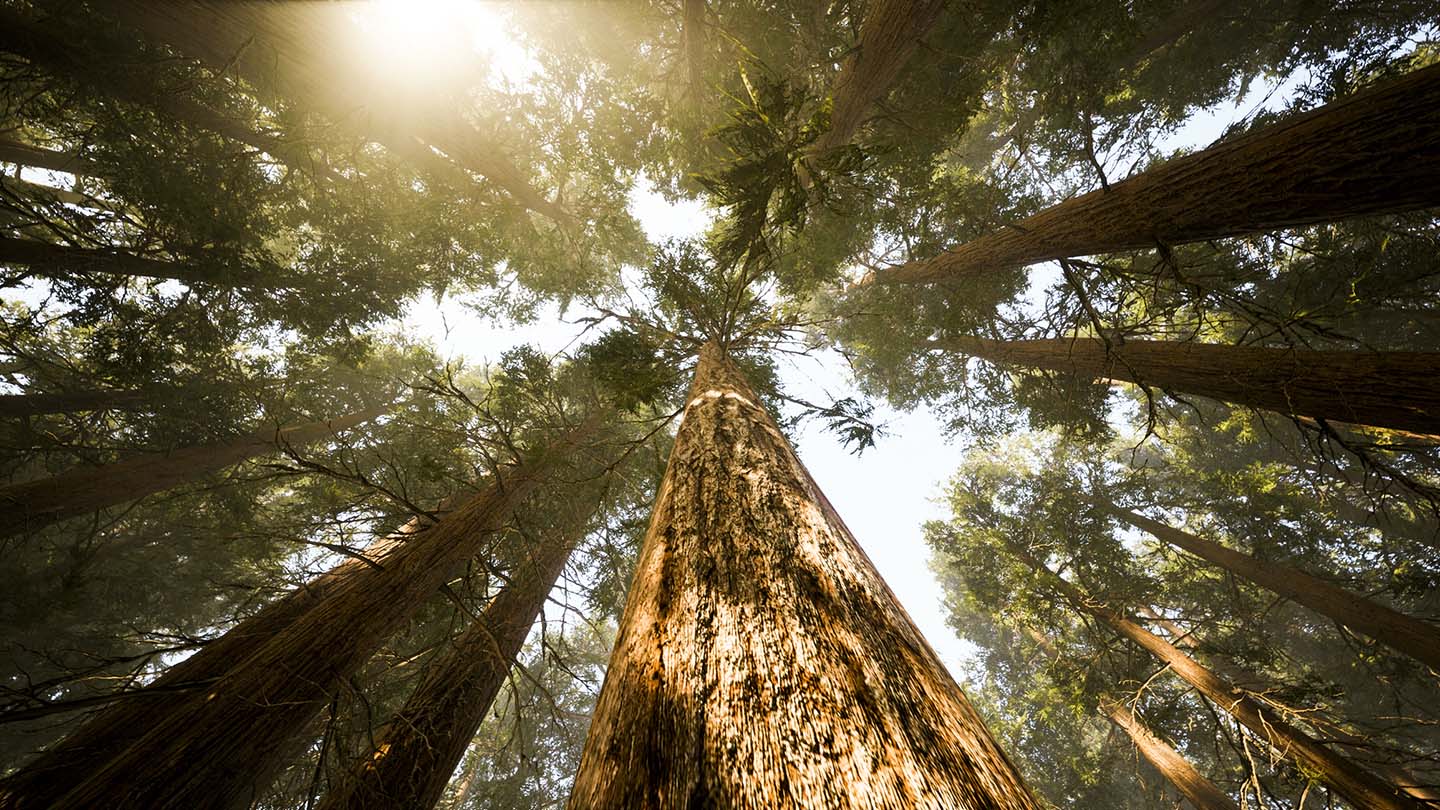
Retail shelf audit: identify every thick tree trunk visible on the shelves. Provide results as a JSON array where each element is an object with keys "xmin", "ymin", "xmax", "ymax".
[
  {"xmin": 1008, "ymin": 545, "xmax": 1422, "ymax": 810},
  {"xmin": 98, "ymin": 0, "xmax": 570, "ymax": 222},
  {"xmin": 0, "ymin": 497, "xmax": 462, "ymax": 808},
  {"xmin": 0, "ymin": 388, "xmax": 149, "ymax": 417},
  {"xmin": 569, "ymin": 343, "xmax": 1039, "ymax": 809},
  {"xmin": 0, "ymin": 236, "xmax": 268, "ymax": 287},
  {"xmin": 1098, "ymin": 500, "xmax": 1440, "ymax": 672},
  {"xmin": 876, "ymin": 63, "xmax": 1440, "ymax": 284},
  {"xmin": 937, "ymin": 335, "xmax": 1440, "ymax": 435},
  {"xmin": 0, "ymin": 137, "xmax": 95, "ymax": 175},
  {"xmin": 1025, "ymin": 627, "xmax": 1239, "ymax": 810},
  {"xmin": 0, "ymin": 406, "xmax": 385, "ymax": 538},
  {"xmin": 34, "ymin": 423, "xmax": 592, "ymax": 810},
  {"xmin": 813, "ymin": 0, "xmax": 947, "ymax": 153},
  {"xmin": 682, "ymin": 0, "xmax": 706, "ymax": 101},
  {"xmin": 317, "ymin": 523, "xmax": 578, "ymax": 810}
]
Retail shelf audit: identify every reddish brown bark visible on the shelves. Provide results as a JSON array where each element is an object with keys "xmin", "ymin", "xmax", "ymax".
[
  {"xmin": 33, "ymin": 423, "xmax": 592, "ymax": 810},
  {"xmin": 1099, "ymin": 501, "xmax": 1440, "ymax": 672},
  {"xmin": 877, "ymin": 63, "xmax": 1440, "ymax": 284},
  {"xmin": 0, "ymin": 388, "xmax": 149, "ymax": 417},
  {"xmin": 0, "ymin": 406, "xmax": 385, "ymax": 538},
  {"xmin": 569, "ymin": 343, "xmax": 1039, "ymax": 809},
  {"xmin": 939, "ymin": 335, "xmax": 1440, "ymax": 435},
  {"xmin": 1009, "ymin": 544, "xmax": 1422, "ymax": 810},
  {"xmin": 317, "ymin": 525, "xmax": 577, "ymax": 810},
  {"xmin": 0, "ymin": 235, "xmax": 268, "ymax": 287}
]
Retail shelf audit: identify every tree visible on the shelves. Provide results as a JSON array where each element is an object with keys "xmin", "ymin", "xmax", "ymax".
[
  {"xmin": 568, "ymin": 342, "xmax": 1039, "ymax": 809},
  {"xmin": 873, "ymin": 62, "xmax": 1440, "ymax": 284}
]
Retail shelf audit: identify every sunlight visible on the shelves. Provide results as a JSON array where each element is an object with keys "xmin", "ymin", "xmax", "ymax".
[{"xmin": 346, "ymin": 0, "xmax": 538, "ymax": 88}]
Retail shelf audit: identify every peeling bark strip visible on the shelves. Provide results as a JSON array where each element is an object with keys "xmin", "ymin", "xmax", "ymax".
[
  {"xmin": 318, "ymin": 529, "xmax": 578, "ymax": 810},
  {"xmin": 877, "ymin": 62, "xmax": 1440, "ymax": 284},
  {"xmin": 938, "ymin": 335, "xmax": 1440, "ymax": 435},
  {"xmin": 0, "ymin": 388, "xmax": 149, "ymax": 417},
  {"xmin": 36, "ymin": 424, "xmax": 593, "ymax": 810},
  {"xmin": 0, "ymin": 406, "xmax": 386, "ymax": 539},
  {"xmin": 569, "ymin": 344, "xmax": 1039, "ymax": 810},
  {"xmin": 1010, "ymin": 546, "xmax": 1423, "ymax": 810},
  {"xmin": 0, "ymin": 497, "xmax": 463, "ymax": 810},
  {"xmin": 815, "ymin": 0, "xmax": 948, "ymax": 153},
  {"xmin": 1100, "ymin": 501, "xmax": 1440, "ymax": 673}
]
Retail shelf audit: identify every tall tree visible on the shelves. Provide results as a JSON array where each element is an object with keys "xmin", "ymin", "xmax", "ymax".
[
  {"xmin": 0, "ymin": 387, "xmax": 148, "ymax": 417},
  {"xmin": 873, "ymin": 62, "xmax": 1440, "ymax": 284},
  {"xmin": 568, "ymin": 343, "xmax": 1039, "ymax": 809}
]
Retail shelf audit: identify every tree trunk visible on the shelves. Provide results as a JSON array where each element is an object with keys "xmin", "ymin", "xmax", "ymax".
[
  {"xmin": 33, "ymin": 422, "xmax": 593, "ymax": 810},
  {"xmin": 1123, "ymin": 0, "xmax": 1237, "ymax": 66},
  {"xmin": 0, "ymin": 406, "xmax": 385, "ymax": 538},
  {"xmin": 875, "ymin": 62, "xmax": 1440, "ymax": 284},
  {"xmin": 97, "ymin": 0, "xmax": 570, "ymax": 223},
  {"xmin": 568, "ymin": 343, "xmax": 1039, "ymax": 809},
  {"xmin": 0, "ymin": 137, "xmax": 95, "ymax": 175},
  {"xmin": 1098, "ymin": 499, "xmax": 1440, "ymax": 672},
  {"xmin": 317, "ymin": 521, "xmax": 578, "ymax": 810},
  {"xmin": 0, "ymin": 388, "xmax": 149, "ymax": 417},
  {"xmin": 0, "ymin": 496, "xmax": 462, "ymax": 808},
  {"xmin": 1025, "ymin": 627, "xmax": 1240, "ymax": 810},
  {"xmin": 1006, "ymin": 543, "xmax": 1423, "ymax": 810},
  {"xmin": 681, "ymin": 0, "xmax": 706, "ymax": 101},
  {"xmin": 813, "ymin": 0, "xmax": 948, "ymax": 154},
  {"xmin": 937, "ymin": 335, "xmax": 1440, "ymax": 435},
  {"xmin": 0, "ymin": 236, "xmax": 268, "ymax": 287}
]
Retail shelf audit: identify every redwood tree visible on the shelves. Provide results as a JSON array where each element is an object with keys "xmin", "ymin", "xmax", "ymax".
[{"xmin": 568, "ymin": 343, "xmax": 1039, "ymax": 809}]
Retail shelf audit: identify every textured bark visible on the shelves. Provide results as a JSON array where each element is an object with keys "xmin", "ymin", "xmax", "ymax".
[
  {"xmin": 317, "ymin": 524, "xmax": 577, "ymax": 810},
  {"xmin": 682, "ymin": 0, "xmax": 707, "ymax": 100},
  {"xmin": 99, "ymin": 0, "xmax": 569, "ymax": 222},
  {"xmin": 0, "ymin": 137, "xmax": 95, "ymax": 175},
  {"xmin": 939, "ymin": 335, "xmax": 1440, "ymax": 435},
  {"xmin": 38, "ymin": 424, "xmax": 591, "ymax": 810},
  {"xmin": 0, "ymin": 406, "xmax": 385, "ymax": 538},
  {"xmin": 0, "ymin": 496, "xmax": 462, "ymax": 809},
  {"xmin": 0, "ymin": 236, "xmax": 268, "ymax": 287},
  {"xmin": 0, "ymin": 387, "xmax": 149, "ymax": 417},
  {"xmin": 814, "ymin": 0, "xmax": 947, "ymax": 153},
  {"xmin": 1009, "ymin": 546, "xmax": 1423, "ymax": 810},
  {"xmin": 569, "ymin": 343, "xmax": 1039, "ymax": 809},
  {"xmin": 877, "ymin": 62, "xmax": 1440, "ymax": 284},
  {"xmin": 1100, "ymin": 500, "xmax": 1440, "ymax": 672}
]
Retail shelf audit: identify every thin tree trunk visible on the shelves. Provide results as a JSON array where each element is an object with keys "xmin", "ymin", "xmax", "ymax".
[
  {"xmin": 0, "ymin": 388, "xmax": 149, "ymax": 417},
  {"xmin": 936, "ymin": 335, "xmax": 1440, "ymax": 435},
  {"xmin": 1006, "ymin": 543, "xmax": 1422, "ymax": 810},
  {"xmin": 569, "ymin": 343, "xmax": 1040, "ymax": 809},
  {"xmin": 33, "ymin": 422, "xmax": 594, "ymax": 810},
  {"xmin": 0, "ymin": 406, "xmax": 385, "ymax": 538},
  {"xmin": 875, "ymin": 63, "xmax": 1440, "ymax": 284},
  {"xmin": 0, "ymin": 137, "xmax": 95, "ymax": 175},
  {"xmin": 1025, "ymin": 627, "xmax": 1240, "ymax": 810},
  {"xmin": 317, "ymin": 521, "xmax": 579, "ymax": 810},
  {"xmin": 0, "ymin": 236, "xmax": 269, "ymax": 287},
  {"xmin": 1097, "ymin": 499, "xmax": 1440, "ymax": 672},
  {"xmin": 0, "ymin": 496, "xmax": 463, "ymax": 808},
  {"xmin": 446, "ymin": 746, "xmax": 484, "ymax": 810},
  {"xmin": 813, "ymin": 0, "xmax": 948, "ymax": 154},
  {"xmin": 1123, "ymin": 0, "xmax": 1237, "ymax": 66}
]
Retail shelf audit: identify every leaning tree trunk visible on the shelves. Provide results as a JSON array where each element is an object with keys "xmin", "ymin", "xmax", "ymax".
[
  {"xmin": 0, "ymin": 236, "xmax": 268, "ymax": 287},
  {"xmin": 937, "ymin": 335, "xmax": 1440, "ymax": 435},
  {"xmin": 875, "ymin": 62, "xmax": 1440, "ymax": 284},
  {"xmin": 1023, "ymin": 627, "xmax": 1239, "ymax": 810},
  {"xmin": 32, "ymin": 422, "xmax": 594, "ymax": 810},
  {"xmin": 1006, "ymin": 543, "xmax": 1423, "ymax": 810},
  {"xmin": 1095, "ymin": 498, "xmax": 1440, "ymax": 672},
  {"xmin": 0, "ymin": 496, "xmax": 462, "ymax": 809},
  {"xmin": 318, "ymin": 521, "xmax": 580, "ymax": 810},
  {"xmin": 568, "ymin": 343, "xmax": 1039, "ymax": 809},
  {"xmin": 0, "ymin": 406, "xmax": 385, "ymax": 538},
  {"xmin": 0, "ymin": 136, "xmax": 96, "ymax": 175},
  {"xmin": 0, "ymin": 387, "xmax": 149, "ymax": 417}
]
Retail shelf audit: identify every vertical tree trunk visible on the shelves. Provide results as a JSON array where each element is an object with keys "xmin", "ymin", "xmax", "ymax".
[
  {"xmin": 1006, "ymin": 543, "xmax": 1422, "ymax": 810},
  {"xmin": 569, "ymin": 343, "xmax": 1040, "ymax": 809},
  {"xmin": 0, "ymin": 406, "xmax": 386, "ymax": 538},
  {"xmin": 317, "ymin": 522, "xmax": 579, "ymax": 810},
  {"xmin": 34, "ymin": 422, "xmax": 593, "ymax": 810},
  {"xmin": 1024, "ymin": 627, "xmax": 1240, "ymax": 810},
  {"xmin": 0, "ymin": 388, "xmax": 149, "ymax": 417},
  {"xmin": 813, "ymin": 0, "xmax": 948, "ymax": 153},
  {"xmin": 1095, "ymin": 499, "xmax": 1440, "ymax": 672},
  {"xmin": 936, "ymin": 335, "xmax": 1440, "ymax": 435},
  {"xmin": 0, "ymin": 497, "xmax": 462, "ymax": 809},
  {"xmin": 874, "ymin": 63, "xmax": 1440, "ymax": 284}
]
